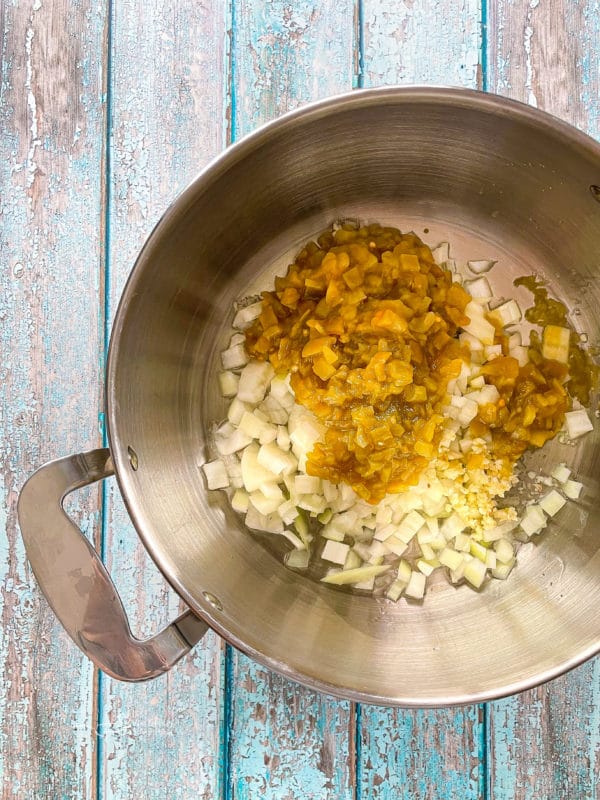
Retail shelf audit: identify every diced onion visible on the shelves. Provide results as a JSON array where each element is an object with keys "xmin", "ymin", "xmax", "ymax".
[
  {"xmin": 321, "ymin": 564, "xmax": 391, "ymax": 585},
  {"xmin": 467, "ymin": 259, "xmax": 496, "ymax": 274},
  {"xmin": 539, "ymin": 489, "xmax": 567, "ymax": 517},
  {"xmin": 565, "ymin": 409, "xmax": 594, "ymax": 439},
  {"xmin": 233, "ymin": 301, "xmax": 263, "ymax": 329},
  {"xmin": 237, "ymin": 361, "xmax": 275, "ymax": 404},
  {"xmin": 202, "ymin": 459, "xmax": 230, "ymax": 490},
  {"xmin": 404, "ymin": 570, "xmax": 426, "ymax": 599},
  {"xmin": 219, "ymin": 371, "xmax": 239, "ymax": 397},
  {"xmin": 221, "ymin": 343, "xmax": 248, "ymax": 370},
  {"xmin": 563, "ymin": 479, "xmax": 583, "ymax": 500}
]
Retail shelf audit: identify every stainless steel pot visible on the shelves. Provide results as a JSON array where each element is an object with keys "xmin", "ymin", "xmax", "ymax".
[{"xmin": 18, "ymin": 87, "xmax": 600, "ymax": 706}]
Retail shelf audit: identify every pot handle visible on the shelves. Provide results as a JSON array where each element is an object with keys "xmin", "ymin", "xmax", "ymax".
[{"xmin": 17, "ymin": 448, "xmax": 208, "ymax": 681}]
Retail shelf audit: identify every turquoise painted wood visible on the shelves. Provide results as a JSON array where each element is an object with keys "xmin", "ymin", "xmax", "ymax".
[
  {"xmin": 361, "ymin": 0, "xmax": 481, "ymax": 88},
  {"xmin": 357, "ymin": 3, "xmax": 485, "ymax": 797},
  {"xmin": 226, "ymin": 3, "xmax": 357, "ymax": 797},
  {"xmin": 98, "ymin": 2, "xmax": 229, "ymax": 798},
  {"xmin": 486, "ymin": 2, "xmax": 600, "ymax": 797},
  {"xmin": 0, "ymin": 1, "xmax": 106, "ymax": 797},
  {"xmin": 3, "ymin": 1, "xmax": 600, "ymax": 798}
]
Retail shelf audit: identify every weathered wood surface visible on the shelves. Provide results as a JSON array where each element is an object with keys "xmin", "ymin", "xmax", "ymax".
[
  {"xmin": 2, "ymin": 1, "xmax": 600, "ymax": 798},
  {"xmin": 98, "ymin": 2, "xmax": 228, "ymax": 798},
  {"xmin": 357, "ymin": 4, "xmax": 486, "ymax": 798},
  {"xmin": 487, "ymin": 2, "xmax": 600, "ymax": 798},
  {"xmin": 227, "ymin": 4, "xmax": 358, "ymax": 797},
  {"xmin": 0, "ymin": 1, "xmax": 105, "ymax": 798}
]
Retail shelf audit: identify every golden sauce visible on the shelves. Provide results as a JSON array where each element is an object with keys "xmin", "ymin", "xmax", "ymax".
[
  {"xmin": 514, "ymin": 275, "xmax": 597, "ymax": 405},
  {"xmin": 244, "ymin": 225, "xmax": 587, "ymax": 502}
]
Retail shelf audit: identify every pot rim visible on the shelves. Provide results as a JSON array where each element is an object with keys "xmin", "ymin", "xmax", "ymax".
[{"xmin": 106, "ymin": 85, "xmax": 600, "ymax": 706}]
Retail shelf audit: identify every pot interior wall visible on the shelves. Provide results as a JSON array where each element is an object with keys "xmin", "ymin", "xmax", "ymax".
[{"xmin": 107, "ymin": 90, "xmax": 600, "ymax": 704}]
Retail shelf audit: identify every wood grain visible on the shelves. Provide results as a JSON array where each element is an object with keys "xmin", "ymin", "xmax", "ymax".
[
  {"xmin": 362, "ymin": 0, "xmax": 482, "ymax": 89},
  {"xmin": 487, "ymin": 0, "xmax": 600, "ymax": 139},
  {"xmin": 98, "ymin": 2, "xmax": 229, "ymax": 798},
  {"xmin": 358, "ymin": 705, "xmax": 484, "ymax": 800},
  {"xmin": 226, "ymin": 2, "xmax": 357, "ymax": 797},
  {"xmin": 358, "ymin": 3, "xmax": 485, "ymax": 797},
  {"xmin": 0, "ymin": 1, "xmax": 106, "ymax": 797},
  {"xmin": 487, "ymin": 2, "xmax": 600, "ymax": 797},
  {"xmin": 227, "ymin": 649, "xmax": 356, "ymax": 800},
  {"xmin": 232, "ymin": 0, "xmax": 356, "ymax": 138}
]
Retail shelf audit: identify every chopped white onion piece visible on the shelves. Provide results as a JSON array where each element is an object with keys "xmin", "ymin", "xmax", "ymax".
[
  {"xmin": 257, "ymin": 442, "xmax": 297, "ymax": 476},
  {"xmin": 285, "ymin": 549, "xmax": 310, "ymax": 569},
  {"xmin": 563, "ymin": 479, "xmax": 583, "ymax": 500},
  {"xmin": 233, "ymin": 301, "xmax": 263, "ymax": 329},
  {"xmin": 462, "ymin": 302, "xmax": 496, "ymax": 345},
  {"xmin": 464, "ymin": 557, "xmax": 487, "ymax": 588},
  {"xmin": 321, "ymin": 564, "xmax": 391, "ymax": 585},
  {"xmin": 539, "ymin": 489, "xmax": 567, "ymax": 517},
  {"xmin": 431, "ymin": 242, "xmax": 450, "ymax": 264},
  {"xmin": 465, "ymin": 276, "xmax": 493, "ymax": 301},
  {"xmin": 227, "ymin": 397, "xmax": 250, "ymax": 426},
  {"xmin": 250, "ymin": 488, "xmax": 284, "ymax": 516},
  {"xmin": 215, "ymin": 428, "xmax": 254, "ymax": 456},
  {"xmin": 565, "ymin": 409, "xmax": 594, "ymax": 439},
  {"xmin": 278, "ymin": 499, "xmax": 298, "ymax": 525},
  {"xmin": 276, "ymin": 426, "xmax": 291, "ymax": 451},
  {"xmin": 459, "ymin": 331, "xmax": 484, "ymax": 351},
  {"xmin": 542, "ymin": 325, "xmax": 570, "ymax": 364},
  {"xmin": 343, "ymin": 550, "xmax": 361, "ymax": 571},
  {"xmin": 404, "ymin": 570, "xmax": 426, "ymax": 599},
  {"xmin": 202, "ymin": 459, "xmax": 230, "ymax": 490},
  {"xmin": 492, "ymin": 559, "xmax": 515, "ymax": 580},
  {"xmin": 397, "ymin": 560, "xmax": 412, "ymax": 584},
  {"xmin": 484, "ymin": 344, "xmax": 503, "ymax": 361},
  {"xmin": 221, "ymin": 343, "xmax": 248, "ymax": 370},
  {"xmin": 441, "ymin": 512, "xmax": 466, "ymax": 539},
  {"xmin": 219, "ymin": 371, "xmax": 239, "ymax": 397},
  {"xmin": 259, "ymin": 395, "xmax": 288, "ymax": 425},
  {"xmin": 494, "ymin": 538, "xmax": 514, "ymax": 563},
  {"xmin": 237, "ymin": 361, "xmax": 275, "ymax": 404},
  {"xmin": 322, "ymin": 540, "xmax": 350, "ymax": 565},
  {"xmin": 385, "ymin": 536, "xmax": 409, "ymax": 556},
  {"xmin": 241, "ymin": 444, "xmax": 278, "ymax": 492},
  {"xmin": 439, "ymin": 547, "xmax": 464, "ymax": 571},
  {"xmin": 231, "ymin": 489, "xmax": 249, "ymax": 513},
  {"xmin": 488, "ymin": 299, "xmax": 522, "ymax": 327},
  {"xmin": 280, "ymin": 528, "xmax": 306, "ymax": 549},
  {"xmin": 245, "ymin": 504, "xmax": 284, "ymax": 533},
  {"xmin": 470, "ymin": 540, "xmax": 487, "ymax": 561},
  {"xmin": 467, "ymin": 259, "xmax": 496, "ymax": 274},
  {"xmin": 520, "ymin": 504, "xmax": 547, "ymax": 537},
  {"xmin": 551, "ymin": 463, "xmax": 571, "ymax": 483},
  {"xmin": 454, "ymin": 532, "xmax": 471, "ymax": 552},
  {"xmin": 320, "ymin": 522, "xmax": 346, "ymax": 542},
  {"xmin": 417, "ymin": 559, "xmax": 436, "ymax": 576},
  {"xmin": 395, "ymin": 510, "xmax": 425, "ymax": 543},
  {"xmin": 480, "ymin": 519, "xmax": 517, "ymax": 542},
  {"xmin": 509, "ymin": 345, "xmax": 529, "ymax": 367},
  {"xmin": 354, "ymin": 576, "xmax": 376, "ymax": 591},
  {"xmin": 295, "ymin": 475, "xmax": 321, "ymax": 494},
  {"xmin": 386, "ymin": 579, "xmax": 407, "ymax": 601},
  {"xmin": 297, "ymin": 493, "xmax": 327, "ymax": 514}
]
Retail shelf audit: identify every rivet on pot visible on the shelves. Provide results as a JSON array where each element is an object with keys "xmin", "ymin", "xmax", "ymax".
[
  {"xmin": 127, "ymin": 446, "xmax": 139, "ymax": 471},
  {"xmin": 591, "ymin": 185, "xmax": 600, "ymax": 203},
  {"xmin": 202, "ymin": 591, "xmax": 223, "ymax": 611}
]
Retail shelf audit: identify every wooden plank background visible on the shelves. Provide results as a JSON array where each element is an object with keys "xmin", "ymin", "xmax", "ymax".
[{"xmin": 1, "ymin": 1, "xmax": 599, "ymax": 798}]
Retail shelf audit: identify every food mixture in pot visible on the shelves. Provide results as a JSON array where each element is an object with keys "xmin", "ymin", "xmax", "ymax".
[{"xmin": 203, "ymin": 222, "xmax": 596, "ymax": 600}]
